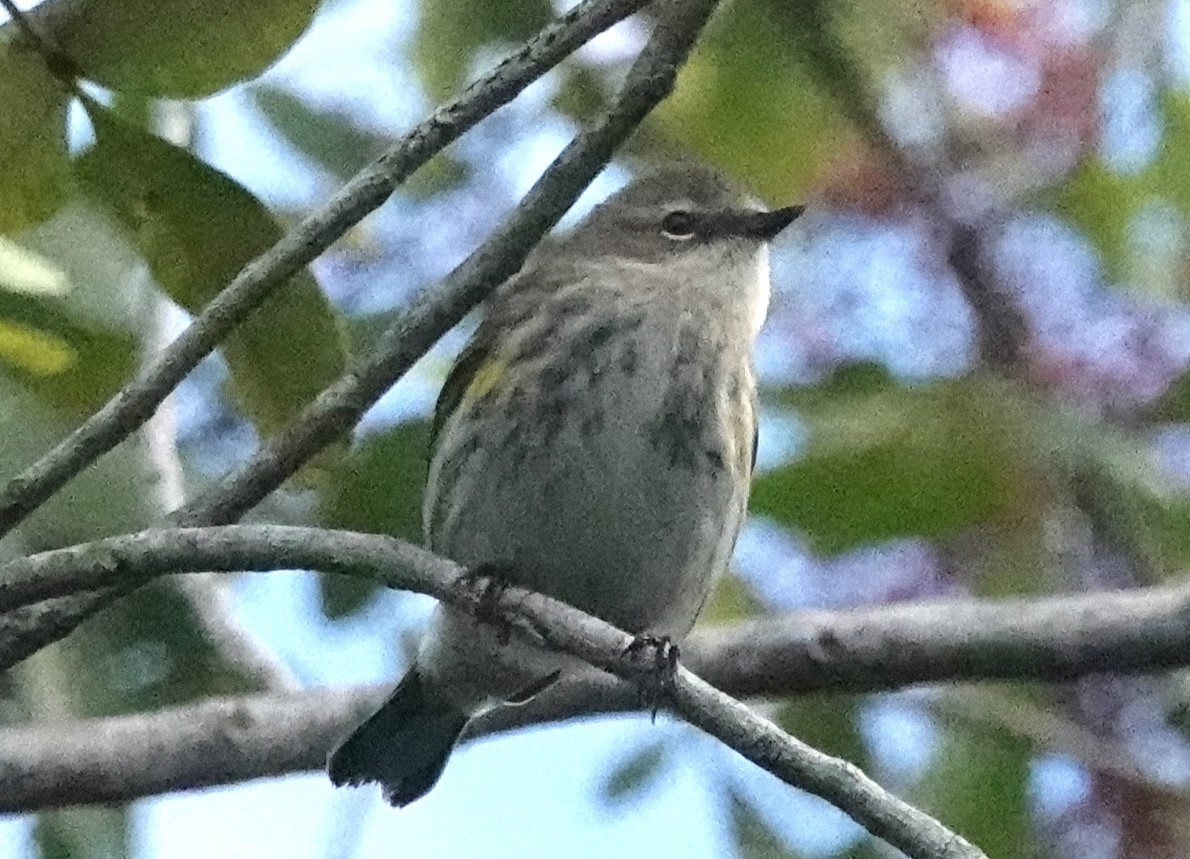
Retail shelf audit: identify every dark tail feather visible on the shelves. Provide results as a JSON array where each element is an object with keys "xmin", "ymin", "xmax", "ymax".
[{"xmin": 327, "ymin": 669, "xmax": 469, "ymax": 807}]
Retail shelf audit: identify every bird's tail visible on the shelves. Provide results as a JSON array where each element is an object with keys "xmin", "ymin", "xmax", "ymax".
[{"xmin": 327, "ymin": 668, "xmax": 469, "ymax": 807}]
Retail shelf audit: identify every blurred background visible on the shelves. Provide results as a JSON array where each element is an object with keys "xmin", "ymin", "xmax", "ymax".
[{"xmin": 4, "ymin": 0, "xmax": 1190, "ymax": 855}]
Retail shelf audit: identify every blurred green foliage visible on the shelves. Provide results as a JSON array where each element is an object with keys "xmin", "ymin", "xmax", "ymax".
[
  {"xmin": 1055, "ymin": 93, "xmax": 1190, "ymax": 290},
  {"xmin": 727, "ymin": 784, "xmax": 802, "ymax": 859},
  {"xmin": 250, "ymin": 84, "xmax": 391, "ymax": 182},
  {"xmin": 319, "ymin": 420, "xmax": 431, "ymax": 617},
  {"xmin": 598, "ymin": 738, "xmax": 671, "ymax": 805},
  {"xmin": 652, "ymin": 0, "xmax": 848, "ymax": 201},
  {"xmin": 250, "ymin": 84, "xmax": 471, "ymax": 196},
  {"xmin": 917, "ymin": 716, "xmax": 1034, "ymax": 857},
  {"xmin": 0, "ymin": 289, "xmax": 137, "ymax": 416},
  {"xmin": 74, "ymin": 103, "xmax": 348, "ymax": 442},
  {"xmin": 776, "ymin": 695, "xmax": 870, "ymax": 773},
  {"xmin": 411, "ymin": 0, "xmax": 552, "ymax": 100},
  {"xmin": 0, "ymin": 33, "xmax": 70, "ymax": 234},
  {"xmin": 753, "ymin": 375, "xmax": 1039, "ymax": 555},
  {"xmin": 30, "ymin": 0, "xmax": 320, "ymax": 97}
]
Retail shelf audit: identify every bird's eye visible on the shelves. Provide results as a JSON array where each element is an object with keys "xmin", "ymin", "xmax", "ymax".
[{"xmin": 661, "ymin": 210, "xmax": 697, "ymax": 241}]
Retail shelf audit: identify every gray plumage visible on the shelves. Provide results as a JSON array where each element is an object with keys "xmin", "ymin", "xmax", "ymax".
[{"xmin": 328, "ymin": 163, "xmax": 801, "ymax": 806}]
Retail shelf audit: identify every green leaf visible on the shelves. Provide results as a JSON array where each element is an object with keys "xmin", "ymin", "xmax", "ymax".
[
  {"xmin": 552, "ymin": 63, "xmax": 612, "ymax": 123},
  {"xmin": 916, "ymin": 716, "xmax": 1033, "ymax": 857},
  {"xmin": 0, "ymin": 377, "xmax": 157, "ymax": 551},
  {"xmin": 1146, "ymin": 370, "xmax": 1190, "ymax": 424},
  {"xmin": 0, "ymin": 288, "xmax": 138, "ymax": 416},
  {"xmin": 412, "ymin": 0, "xmax": 552, "ymax": 100},
  {"xmin": 727, "ymin": 785, "xmax": 801, "ymax": 859},
  {"xmin": 250, "ymin": 84, "xmax": 471, "ymax": 197},
  {"xmin": 249, "ymin": 84, "xmax": 388, "ymax": 182},
  {"xmin": 699, "ymin": 571, "xmax": 765, "ymax": 625},
  {"xmin": 652, "ymin": 0, "xmax": 846, "ymax": 201},
  {"xmin": 36, "ymin": 802, "xmax": 130, "ymax": 859},
  {"xmin": 319, "ymin": 420, "xmax": 430, "ymax": 618},
  {"xmin": 1134, "ymin": 493, "xmax": 1190, "ymax": 573},
  {"xmin": 1051, "ymin": 91, "xmax": 1190, "ymax": 288},
  {"xmin": 1150, "ymin": 94, "xmax": 1190, "ymax": 224},
  {"xmin": 828, "ymin": 840, "xmax": 882, "ymax": 859},
  {"xmin": 34, "ymin": 0, "xmax": 321, "ymax": 97},
  {"xmin": 1, "ymin": 199, "xmax": 151, "ymax": 422},
  {"xmin": 71, "ymin": 578, "xmax": 258, "ymax": 712},
  {"xmin": 322, "ymin": 420, "xmax": 430, "ymax": 542},
  {"xmin": 1051, "ymin": 153, "xmax": 1146, "ymax": 283},
  {"xmin": 0, "ymin": 33, "xmax": 70, "ymax": 234},
  {"xmin": 599, "ymin": 739, "xmax": 670, "ymax": 804},
  {"xmin": 73, "ymin": 105, "xmax": 348, "ymax": 443},
  {"xmin": 775, "ymin": 695, "xmax": 869, "ymax": 770},
  {"xmin": 0, "ymin": 202, "xmax": 157, "ymax": 550},
  {"xmin": 0, "ymin": 238, "xmax": 68, "ymax": 296},
  {"xmin": 764, "ymin": 361, "xmax": 898, "ymax": 410},
  {"xmin": 752, "ymin": 377, "xmax": 1034, "ymax": 554},
  {"xmin": 0, "ymin": 316, "xmax": 73, "ymax": 377}
]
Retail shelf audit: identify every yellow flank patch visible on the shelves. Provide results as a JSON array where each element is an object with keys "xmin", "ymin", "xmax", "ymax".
[
  {"xmin": 465, "ymin": 357, "xmax": 508, "ymax": 402},
  {"xmin": 0, "ymin": 319, "xmax": 76, "ymax": 376}
]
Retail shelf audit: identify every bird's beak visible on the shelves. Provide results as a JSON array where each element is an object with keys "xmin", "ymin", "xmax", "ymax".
[{"xmin": 737, "ymin": 205, "xmax": 804, "ymax": 240}]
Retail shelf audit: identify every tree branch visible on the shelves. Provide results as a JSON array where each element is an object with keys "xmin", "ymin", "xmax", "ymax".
[
  {"xmin": 6, "ymin": 572, "xmax": 1188, "ymax": 812},
  {"xmin": 948, "ymin": 222, "xmax": 1030, "ymax": 376},
  {"xmin": 0, "ymin": 0, "xmax": 653, "ymax": 541},
  {"xmin": 0, "ymin": 0, "xmax": 699, "ymax": 665},
  {"xmin": 0, "ymin": 524, "xmax": 988, "ymax": 858},
  {"xmin": 3, "ymin": 524, "xmax": 1189, "ymax": 682}
]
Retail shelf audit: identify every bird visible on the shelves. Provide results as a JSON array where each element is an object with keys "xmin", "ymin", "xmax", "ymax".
[{"xmin": 327, "ymin": 162, "xmax": 803, "ymax": 806}]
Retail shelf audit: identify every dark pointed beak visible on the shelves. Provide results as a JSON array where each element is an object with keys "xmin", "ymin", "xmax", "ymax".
[
  {"xmin": 743, "ymin": 205, "xmax": 804, "ymax": 239},
  {"xmin": 716, "ymin": 205, "xmax": 804, "ymax": 240}
]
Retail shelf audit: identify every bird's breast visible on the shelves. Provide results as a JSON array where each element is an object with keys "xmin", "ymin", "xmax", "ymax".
[{"xmin": 428, "ymin": 299, "xmax": 754, "ymax": 634}]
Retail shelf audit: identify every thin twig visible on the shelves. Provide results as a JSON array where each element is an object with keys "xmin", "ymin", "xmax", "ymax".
[
  {"xmin": 0, "ymin": 0, "xmax": 654, "ymax": 541},
  {"xmin": 0, "ymin": 524, "xmax": 989, "ymax": 857},
  {"xmin": 670, "ymin": 670, "xmax": 979, "ymax": 859},
  {"xmin": 948, "ymin": 223, "xmax": 1029, "ymax": 375}
]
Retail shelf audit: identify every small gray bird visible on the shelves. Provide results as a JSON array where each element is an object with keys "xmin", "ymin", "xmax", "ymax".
[{"xmin": 328, "ymin": 163, "xmax": 802, "ymax": 806}]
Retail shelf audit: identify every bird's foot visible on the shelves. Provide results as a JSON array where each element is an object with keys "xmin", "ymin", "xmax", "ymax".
[
  {"xmin": 461, "ymin": 562, "xmax": 516, "ymax": 645},
  {"xmin": 622, "ymin": 634, "xmax": 679, "ymax": 722}
]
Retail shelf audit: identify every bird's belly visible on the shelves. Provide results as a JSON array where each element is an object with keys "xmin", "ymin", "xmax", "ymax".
[{"xmin": 436, "ymin": 392, "xmax": 739, "ymax": 636}]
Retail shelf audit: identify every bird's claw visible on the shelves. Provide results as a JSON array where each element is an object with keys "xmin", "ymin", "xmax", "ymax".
[
  {"xmin": 461, "ymin": 562, "xmax": 516, "ymax": 645},
  {"xmin": 622, "ymin": 634, "xmax": 679, "ymax": 722}
]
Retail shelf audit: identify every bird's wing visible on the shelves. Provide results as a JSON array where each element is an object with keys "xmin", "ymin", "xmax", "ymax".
[
  {"xmin": 429, "ymin": 327, "xmax": 496, "ymax": 454},
  {"xmin": 428, "ymin": 260, "xmax": 572, "ymax": 454}
]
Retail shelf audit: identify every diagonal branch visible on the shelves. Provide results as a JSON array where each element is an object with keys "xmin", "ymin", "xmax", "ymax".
[
  {"xmin": 0, "ymin": 0, "xmax": 654, "ymax": 542},
  {"xmin": 0, "ymin": 0, "xmax": 710, "ymax": 666},
  {"xmin": 0, "ymin": 523, "xmax": 987, "ymax": 858}
]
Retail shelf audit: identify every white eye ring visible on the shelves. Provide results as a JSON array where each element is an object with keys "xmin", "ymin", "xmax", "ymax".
[{"xmin": 661, "ymin": 210, "xmax": 696, "ymax": 241}]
